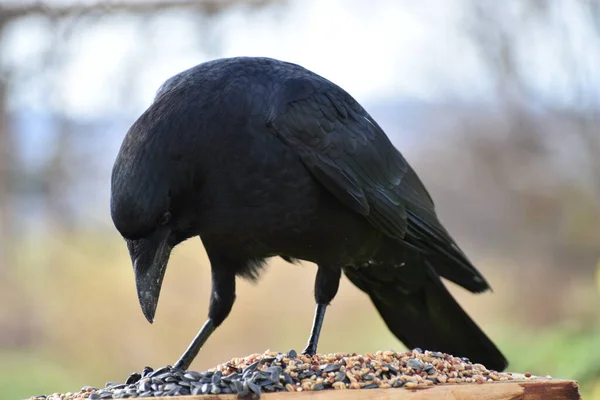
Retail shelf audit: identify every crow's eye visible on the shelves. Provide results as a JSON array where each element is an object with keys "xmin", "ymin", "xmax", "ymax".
[{"xmin": 159, "ymin": 211, "xmax": 171, "ymax": 226}]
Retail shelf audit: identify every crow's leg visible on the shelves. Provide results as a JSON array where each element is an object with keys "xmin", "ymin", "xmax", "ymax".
[
  {"xmin": 173, "ymin": 253, "xmax": 237, "ymax": 370},
  {"xmin": 302, "ymin": 265, "xmax": 342, "ymax": 356}
]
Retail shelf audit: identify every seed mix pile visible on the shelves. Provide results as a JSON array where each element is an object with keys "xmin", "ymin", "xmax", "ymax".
[{"xmin": 32, "ymin": 348, "xmax": 540, "ymax": 399}]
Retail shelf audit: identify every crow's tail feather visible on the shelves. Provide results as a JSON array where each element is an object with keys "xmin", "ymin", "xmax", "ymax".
[{"xmin": 343, "ymin": 259, "xmax": 507, "ymax": 372}]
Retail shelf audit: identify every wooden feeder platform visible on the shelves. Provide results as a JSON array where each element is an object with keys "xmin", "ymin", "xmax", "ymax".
[{"xmin": 143, "ymin": 376, "xmax": 580, "ymax": 400}]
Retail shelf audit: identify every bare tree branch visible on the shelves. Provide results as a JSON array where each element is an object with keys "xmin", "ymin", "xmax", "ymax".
[{"xmin": 0, "ymin": 0, "xmax": 280, "ymax": 23}]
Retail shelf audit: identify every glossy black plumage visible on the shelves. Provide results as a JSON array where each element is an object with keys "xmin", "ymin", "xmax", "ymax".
[{"xmin": 110, "ymin": 57, "xmax": 507, "ymax": 372}]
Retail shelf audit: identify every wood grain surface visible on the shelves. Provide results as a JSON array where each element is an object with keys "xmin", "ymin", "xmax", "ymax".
[{"xmin": 142, "ymin": 378, "xmax": 580, "ymax": 400}]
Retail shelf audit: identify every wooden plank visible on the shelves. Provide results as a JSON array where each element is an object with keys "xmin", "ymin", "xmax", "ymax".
[{"xmin": 143, "ymin": 378, "xmax": 580, "ymax": 400}]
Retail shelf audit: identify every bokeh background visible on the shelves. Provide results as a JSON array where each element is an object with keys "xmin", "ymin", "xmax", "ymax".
[{"xmin": 0, "ymin": 0, "xmax": 599, "ymax": 398}]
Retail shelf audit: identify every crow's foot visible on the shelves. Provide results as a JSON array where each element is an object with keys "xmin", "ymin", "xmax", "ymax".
[{"xmin": 302, "ymin": 345, "xmax": 317, "ymax": 356}]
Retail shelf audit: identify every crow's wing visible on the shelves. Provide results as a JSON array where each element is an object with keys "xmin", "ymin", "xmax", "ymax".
[
  {"xmin": 269, "ymin": 76, "xmax": 434, "ymax": 241},
  {"xmin": 269, "ymin": 77, "xmax": 488, "ymax": 292}
]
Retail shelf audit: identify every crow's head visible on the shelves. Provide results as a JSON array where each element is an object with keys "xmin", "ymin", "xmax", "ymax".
[{"xmin": 110, "ymin": 99, "xmax": 197, "ymax": 324}]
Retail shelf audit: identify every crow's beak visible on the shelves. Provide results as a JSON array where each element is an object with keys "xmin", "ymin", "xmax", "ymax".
[{"xmin": 127, "ymin": 228, "xmax": 172, "ymax": 323}]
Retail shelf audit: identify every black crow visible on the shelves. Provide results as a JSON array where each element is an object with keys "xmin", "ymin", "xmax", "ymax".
[{"xmin": 110, "ymin": 57, "xmax": 507, "ymax": 372}]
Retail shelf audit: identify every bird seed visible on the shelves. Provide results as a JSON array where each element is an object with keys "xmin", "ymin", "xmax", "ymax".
[{"xmin": 32, "ymin": 348, "xmax": 527, "ymax": 399}]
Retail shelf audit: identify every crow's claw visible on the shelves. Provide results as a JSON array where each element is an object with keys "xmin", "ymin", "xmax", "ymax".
[{"xmin": 302, "ymin": 346, "xmax": 317, "ymax": 356}]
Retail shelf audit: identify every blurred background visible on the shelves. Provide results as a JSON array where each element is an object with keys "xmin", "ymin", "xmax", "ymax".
[{"xmin": 0, "ymin": 0, "xmax": 599, "ymax": 398}]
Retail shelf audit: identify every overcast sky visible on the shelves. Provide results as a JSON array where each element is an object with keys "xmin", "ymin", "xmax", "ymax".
[
  {"xmin": 0, "ymin": 0, "xmax": 512, "ymax": 117},
  {"xmin": 1, "ymin": 0, "xmax": 598, "ymax": 119}
]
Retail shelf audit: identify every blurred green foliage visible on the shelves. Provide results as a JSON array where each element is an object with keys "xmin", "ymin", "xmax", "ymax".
[
  {"xmin": 499, "ymin": 326, "xmax": 600, "ymax": 399},
  {"xmin": 0, "ymin": 352, "xmax": 82, "ymax": 400}
]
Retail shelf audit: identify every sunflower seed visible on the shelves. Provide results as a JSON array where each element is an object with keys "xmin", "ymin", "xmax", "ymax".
[
  {"xmin": 155, "ymin": 373, "xmax": 171, "ymax": 381},
  {"xmin": 191, "ymin": 386, "xmax": 202, "ymax": 396},
  {"xmin": 243, "ymin": 361, "xmax": 260, "ymax": 377},
  {"xmin": 201, "ymin": 383, "xmax": 210, "ymax": 394},
  {"xmin": 283, "ymin": 372, "xmax": 294, "ymax": 385},
  {"xmin": 148, "ymin": 366, "xmax": 170, "ymax": 378},
  {"xmin": 39, "ymin": 349, "xmax": 520, "ymax": 399},
  {"xmin": 265, "ymin": 366, "xmax": 281, "ymax": 382},
  {"xmin": 125, "ymin": 374, "xmax": 140, "ymax": 385},
  {"xmin": 211, "ymin": 370, "xmax": 222, "ymax": 385},
  {"xmin": 334, "ymin": 371, "xmax": 346, "ymax": 382},
  {"xmin": 183, "ymin": 371, "xmax": 201, "ymax": 381},
  {"xmin": 323, "ymin": 363, "xmax": 340, "ymax": 373},
  {"xmin": 150, "ymin": 378, "xmax": 162, "ymax": 386},
  {"xmin": 226, "ymin": 372, "xmax": 240, "ymax": 381},
  {"xmin": 238, "ymin": 381, "xmax": 250, "ymax": 397},
  {"xmin": 287, "ymin": 349, "xmax": 297, "ymax": 358},
  {"xmin": 256, "ymin": 378, "xmax": 272, "ymax": 387},
  {"xmin": 407, "ymin": 358, "xmax": 424, "ymax": 370},
  {"xmin": 392, "ymin": 380, "xmax": 405, "ymax": 388},
  {"xmin": 230, "ymin": 380, "xmax": 241, "ymax": 392},
  {"xmin": 221, "ymin": 386, "xmax": 233, "ymax": 394},
  {"xmin": 260, "ymin": 357, "xmax": 276, "ymax": 365},
  {"xmin": 298, "ymin": 371, "xmax": 315, "ymax": 379},
  {"xmin": 248, "ymin": 382, "xmax": 261, "ymax": 396}
]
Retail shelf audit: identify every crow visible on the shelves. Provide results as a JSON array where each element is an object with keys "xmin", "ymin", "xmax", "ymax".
[{"xmin": 110, "ymin": 56, "xmax": 507, "ymax": 372}]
